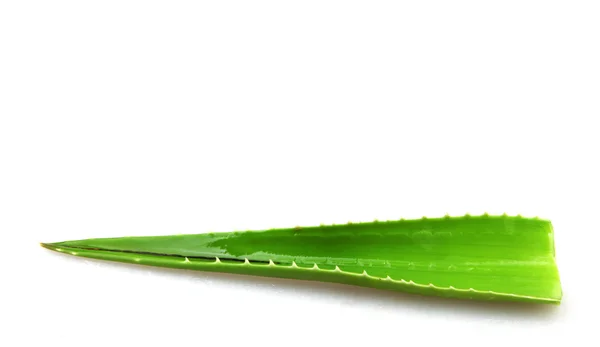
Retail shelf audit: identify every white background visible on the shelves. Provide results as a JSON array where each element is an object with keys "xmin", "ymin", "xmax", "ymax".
[{"xmin": 1, "ymin": 1, "xmax": 599, "ymax": 346}]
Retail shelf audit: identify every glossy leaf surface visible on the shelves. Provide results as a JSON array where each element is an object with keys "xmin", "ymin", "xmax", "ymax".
[{"xmin": 42, "ymin": 215, "xmax": 562, "ymax": 304}]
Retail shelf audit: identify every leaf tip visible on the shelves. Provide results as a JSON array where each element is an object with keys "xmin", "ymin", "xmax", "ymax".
[{"xmin": 40, "ymin": 242, "xmax": 61, "ymax": 252}]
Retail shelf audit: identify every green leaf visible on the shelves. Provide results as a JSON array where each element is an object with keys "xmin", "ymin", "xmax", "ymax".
[{"xmin": 42, "ymin": 214, "xmax": 562, "ymax": 304}]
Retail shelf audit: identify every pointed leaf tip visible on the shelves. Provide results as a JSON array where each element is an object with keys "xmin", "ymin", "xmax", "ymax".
[
  {"xmin": 40, "ymin": 242, "xmax": 57, "ymax": 251},
  {"xmin": 41, "ymin": 242, "xmax": 69, "ymax": 254}
]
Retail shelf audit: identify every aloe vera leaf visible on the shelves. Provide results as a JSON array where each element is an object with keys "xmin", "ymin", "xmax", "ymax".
[{"xmin": 41, "ymin": 214, "xmax": 561, "ymax": 304}]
